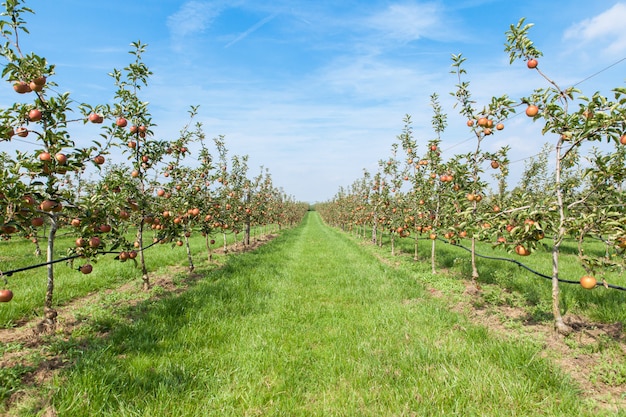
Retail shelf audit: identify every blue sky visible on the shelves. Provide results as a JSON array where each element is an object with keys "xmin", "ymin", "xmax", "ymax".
[{"xmin": 3, "ymin": 0, "xmax": 626, "ymax": 202}]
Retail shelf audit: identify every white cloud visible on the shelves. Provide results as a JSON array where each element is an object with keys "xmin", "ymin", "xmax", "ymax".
[
  {"xmin": 166, "ymin": 1, "xmax": 224, "ymax": 39},
  {"xmin": 366, "ymin": 2, "xmax": 448, "ymax": 43},
  {"xmin": 563, "ymin": 2, "xmax": 626, "ymax": 55}
]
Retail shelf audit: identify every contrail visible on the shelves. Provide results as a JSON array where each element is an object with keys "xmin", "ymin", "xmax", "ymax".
[{"xmin": 225, "ymin": 12, "xmax": 279, "ymax": 48}]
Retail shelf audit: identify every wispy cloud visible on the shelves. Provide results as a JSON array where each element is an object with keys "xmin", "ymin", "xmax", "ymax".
[
  {"xmin": 366, "ymin": 2, "xmax": 449, "ymax": 43},
  {"xmin": 563, "ymin": 2, "xmax": 626, "ymax": 56},
  {"xmin": 167, "ymin": 1, "xmax": 224, "ymax": 40},
  {"xmin": 224, "ymin": 12, "xmax": 279, "ymax": 48}
]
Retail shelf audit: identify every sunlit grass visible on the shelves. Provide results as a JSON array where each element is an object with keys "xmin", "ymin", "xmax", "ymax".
[
  {"xmin": 362, "ymin": 228, "xmax": 626, "ymax": 325},
  {"xmin": 39, "ymin": 213, "xmax": 608, "ymax": 416},
  {"xmin": 0, "ymin": 225, "xmax": 277, "ymax": 328}
]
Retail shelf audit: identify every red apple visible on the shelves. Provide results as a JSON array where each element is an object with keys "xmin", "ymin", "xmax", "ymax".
[
  {"xmin": 15, "ymin": 127, "xmax": 28, "ymax": 137},
  {"xmin": 0, "ymin": 289, "xmax": 14, "ymax": 302},
  {"xmin": 55, "ymin": 153, "xmax": 67, "ymax": 165},
  {"xmin": 28, "ymin": 109, "xmax": 42, "ymax": 122},
  {"xmin": 79, "ymin": 264, "xmax": 93, "ymax": 274},
  {"xmin": 88, "ymin": 113, "xmax": 103, "ymax": 123},
  {"xmin": 13, "ymin": 81, "xmax": 31, "ymax": 94}
]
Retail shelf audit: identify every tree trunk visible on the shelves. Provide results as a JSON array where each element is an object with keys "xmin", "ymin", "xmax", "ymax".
[
  {"xmin": 38, "ymin": 214, "xmax": 59, "ymax": 333},
  {"xmin": 184, "ymin": 235, "xmax": 194, "ymax": 272},
  {"xmin": 372, "ymin": 214, "xmax": 378, "ymax": 245},
  {"xmin": 137, "ymin": 222, "xmax": 150, "ymax": 290},
  {"xmin": 552, "ymin": 141, "xmax": 572, "ymax": 335},
  {"xmin": 244, "ymin": 219, "xmax": 251, "ymax": 246},
  {"xmin": 431, "ymin": 239, "xmax": 436, "ymax": 274},
  {"xmin": 206, "ymin": 234, "xmax": 213, "ymax": 262},
  {"xmin": 471, "ymin": 237, "xmax": 479, "ymax": 281}
]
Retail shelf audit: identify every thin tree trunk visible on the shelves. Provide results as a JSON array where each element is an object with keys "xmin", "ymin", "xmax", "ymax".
[
  {"xmin": 471, "ymin": 237, "xmax": 479, "ymax": 281},
  {"xmin": 38, "ymin": 215, "xmax": 59, "ymax": 334},
  {"xmin": 137, "ymin": 222, "xmax": 150, "ymax": 290},
  {"xmin": 244, "ymin": 220, "xmax": 251, "ymax": 246},
  {"xmin": 431, "ymin": 239, "xmax": 436, "ymax": 274},
  {"xmin": 552, "ymin": 141, "xmax": 572, "ymax": 335},
  {"xmin": 372, "ymin": 214, "xmax": 378, "ymax": 245},
  {"xmin": 205, "ymin": 234, "xmax": 213, "ymax": 262},
  {"xmin": 184, "ymin": 235, "xmax": 194, "ymax": 272}
]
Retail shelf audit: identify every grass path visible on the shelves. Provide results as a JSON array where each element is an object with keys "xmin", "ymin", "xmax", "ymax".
[{"xmin": 46, "ymin": 212, "xmax": 602, "ymax": 416}]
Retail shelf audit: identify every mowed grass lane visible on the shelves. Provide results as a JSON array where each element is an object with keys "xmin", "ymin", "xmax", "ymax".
[{"xmin": 49, "ymin": 212, "xmax": 596, "ymax": 416}]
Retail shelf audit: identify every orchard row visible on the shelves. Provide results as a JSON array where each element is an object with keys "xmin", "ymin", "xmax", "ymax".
[
  {"xmin": 317, "ymin": 19, "xmax": 626, "ymax": 335},
  {"xmin": 0, "ymin": 2, "xmax": 308, "ymax": 325}
]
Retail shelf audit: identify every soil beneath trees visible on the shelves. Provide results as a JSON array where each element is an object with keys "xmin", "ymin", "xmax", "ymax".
[{"xmin": 1, "ymin": 235, "xmax": 625, "ymax": 414}]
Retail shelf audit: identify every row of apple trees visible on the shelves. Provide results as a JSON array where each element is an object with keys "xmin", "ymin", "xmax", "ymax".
[
  {"xmin": 0, "ymin": 1, "xmax": 308, "ymax": 328},
  {"xmin": 317, "ymin": 19, "xmax": 626, "ymax": 335}
]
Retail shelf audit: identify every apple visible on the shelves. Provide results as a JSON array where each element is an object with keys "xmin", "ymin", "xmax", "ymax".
[
  {"xmin": 22, "ymin": 195, "xmax": 36, "ymax": 206},
  {"xmin": 89, "ymin": 236, "xmax": 101, "ymax": 248},
  {"xmin": 116, "ymin": 117, "xmax": 128, "ymax": 127},
  {"xmin": 79, "ymin": 264, "xmax": 93, "ymax": 274},
  {"xmin": 0, "ymin": 289, "xmax": 14, "ymax": 302},
  {"xmin": 55, "ymin": 153, "xmax": 67, "ymax": 165},
  {"xmin": 526, "ymin": 105, "xmax": 539, "ymax": 117},
  {"xmin": 31, "ymin": 217, "xmax": 45, "ymax": 227},
  {"xmin": 527, "ymin": 58, "xmax": 538, "ymax": 69},
  {"xmin": 88, "ymin": 113, "xmax": 103, "ymax": 123},
  {"xmin": 15, "ymin": 127, "xmax": 28, "ymax": 137},
  {"xmin": 29, "ymin": 81, "xmax": 43, "ymax": 92},
  {"xmin": 28, "ymin": 109, "xmax": 42, "ymax": 122},
  {"xmin": 93, "ymin": 155, "xmax": 105, "ymax": 165},
  {"xmin": 13, "ymin": 81, "xmax": 31, "ymax": 94},
  {"xmin": 32, "ymin": 76, "xmax": 46, "ymax": 86},
  {"xmin": 580, "ymin": 275, "xmax": 597, "ymax": 290},
  {"xmin": 40, "ymin": 200, "xmax": 58, "ymax": 212}
]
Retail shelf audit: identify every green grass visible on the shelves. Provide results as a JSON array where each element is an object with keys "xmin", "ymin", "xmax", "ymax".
[
  {"xmin": 0, "ymin": 226, "xmax": 272, "ymax": 328},
  {"xmin": 12, "ymin": 212, "xmax": 612, "ymax": 416},
  {"xmin": 369, "ymin": 229, "xmax": 626, "ymax": 325}
]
